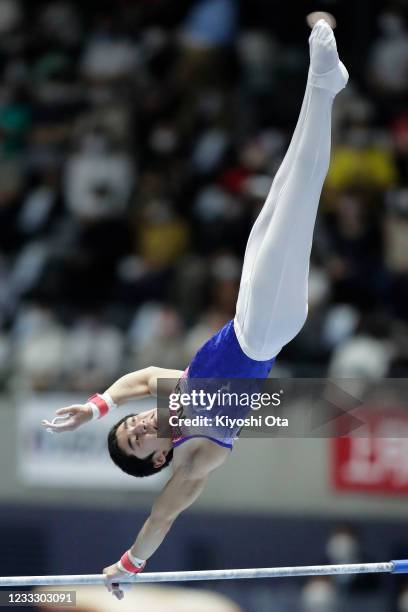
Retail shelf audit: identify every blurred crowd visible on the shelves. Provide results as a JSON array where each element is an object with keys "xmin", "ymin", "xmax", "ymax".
[{"xmin": 0, "ymin": 0, "xmax": 407, "ymax": 391}]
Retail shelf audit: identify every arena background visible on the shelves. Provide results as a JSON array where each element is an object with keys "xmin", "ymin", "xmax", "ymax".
[{"xmin": 0, "ymin": 0, "xmax": 407, "ymax": 610}]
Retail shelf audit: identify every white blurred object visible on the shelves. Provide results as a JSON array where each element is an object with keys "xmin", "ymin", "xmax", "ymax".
[
  {"xmin": 192, "ymin": 129, "xmax": 229, "ymax": 173},
  {"xmin": 370, "ymin": 11, "xmax": 408, "ymax": 93},
  {"xmin": 15, "ymin": 322, "xmax": 67, "ymax": 384},
  {"xmin": 117, "ymin": 255, "xmax": 148, "ymax": 283},
  {"xmin": 180, "ymin": 0, "xmax": 238, "ymax": 49},
  {"xmin": 65, "ymin": 149, "xmax": 133, "ymax": 219},
  {"xmin": 0, "ymin": 0, "xmax": 21, "ymax": 33},
  {"xmin": 243, "ymin": 175, "xmax": 272, "ymax": 201},
  {"xmin": 82, "ymin": 37, "xmax": 139, "ymax": 80},
  {"xmin": 18, "ymin": 186, "xmax": 56, "ymax": 234},
  {"xmin": 326, "ymin": 533, "xmax": 359, "ymax": 565},
  {"xmin": 323, "ymin": 304, "xmax": 359, "ymax": 348},
  {"xmin": 12, "ymin": 305, "xmax": 53, "ymax": 341},
  {"xmin": 238, "ymin": 31, "xmax": 277, "ymax": 72},
  {"xmin": 307, "ymin": 266, "xmax": 331, "ymax": 309},
  {"xmin": 237, "ymin": 31, "xmax": 279, "ymax": 93},
  {"xmin": 211, "ymin": 254, "xmax": 241, "ymax": 281},
  {"xmin": 130, "ymin": 306, "xmax": 185, "ymax": 370},
  {"xmin": 328, "ymin": 336, "xmax": 393, "ymax": 378},
  {"xmin": 301, "ymin": 577, "xmax": 338, "ymax": 612},
  {"xmin": 194, "ymin": 185, "xmax": 237, "ymax": 221},
  {"xmin": 128, "ymin": 303, "xmax": 164, "ymax": 349},
  {"xmin": 9, "ymin": 242, "xmax": 49, "ymax": 297},
  {"xmin": 64, "ymin": 318, "xmax": 125, "ymax": 380}
]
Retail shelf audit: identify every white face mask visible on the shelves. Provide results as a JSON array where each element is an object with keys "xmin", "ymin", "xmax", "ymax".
[
  {"xmin": 301, "ymin": 579, "xmax": 336, "ymax": 611},
  {"xmin": 326, "ymin": 533, "xmax": 359, "ymax": 563}
]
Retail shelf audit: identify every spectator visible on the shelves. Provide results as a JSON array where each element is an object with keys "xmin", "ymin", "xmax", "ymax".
[
  {"xmin": 324, "ymin": 526, "xmax": 380, "ymax": 593},
  {"xmin": 129, "ymin": 305, "xmax": 187, "ymax": 370},
  {"xmin": 0, "ymin": 0, "xmax": 21, "ymax": 35},
  {"xmin": 64, "ymin": 129, "xmax": 134, "ymax": 221},
  {"xmin": 369, "ymin": 10, "xmax": 408, "ymax": 99},
  {"xmin": 12, "ymin": 304, "xmax": 67, "ymax": 390},
  {"xmin": 136, "ymin": 199, "xmax": 190, "ymax": 269},
  {"xmin": 300, "ymin": 576, "xmax": 339, "ymax": 612},
  {"xmin": 81, "ymin": 18, "xmax": 139, "ymax": 82},
  {"xmin": 328, "ymin": 318, "xmax": 394, "ymax": 378},
  {"xmin": 398, "ymin": 583, "xmax": 408, "ymax": 612},
  {"xmin": 326, "ymin": 125, "xmax": 398, "ymax": 192},
  {"xmin": 63, "ymin": 313, "xmax": 125, "ymax": 391}
]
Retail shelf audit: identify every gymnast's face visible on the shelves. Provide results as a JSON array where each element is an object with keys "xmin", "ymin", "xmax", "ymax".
[{"xmin": 116, "ymin": 410, "xmax": 169, "ymax": 466}]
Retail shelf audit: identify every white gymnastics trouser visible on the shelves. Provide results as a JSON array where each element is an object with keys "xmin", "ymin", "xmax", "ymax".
[{"xmin": 234, "ymin": 78, "xmax": 338, "ymax": 361}]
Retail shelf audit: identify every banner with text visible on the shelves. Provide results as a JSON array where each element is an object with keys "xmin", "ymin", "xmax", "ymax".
[{"xmin": 332, "ymin": 409, "xmax": 408, "ymax": 495}]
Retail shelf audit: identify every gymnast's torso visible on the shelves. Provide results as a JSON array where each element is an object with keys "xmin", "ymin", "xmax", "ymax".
[{"xmin": 171, "ymin": 319, "xmax": 275, "ymax": 453}]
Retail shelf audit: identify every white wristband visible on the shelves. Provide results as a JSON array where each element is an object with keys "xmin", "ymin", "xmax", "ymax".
[
  {"xmin": 101, "ymin": 392, "xmax": 117, "ymax": 410},
  {"xmin": 117, "ymin": 559, "xmax": 135, "ymax": 575},
  {"xmin": 87, "ymin": 401, "xmax": 101, "ymax": 420},
  {"xmin": 128, "ymin": 550, "xmax": 145, "ymax": 567}
]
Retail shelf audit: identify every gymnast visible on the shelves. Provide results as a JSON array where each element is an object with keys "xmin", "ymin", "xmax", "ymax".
[{"xmin": 42, "ymin": 19, "xmax": 348, "ymax": 599}]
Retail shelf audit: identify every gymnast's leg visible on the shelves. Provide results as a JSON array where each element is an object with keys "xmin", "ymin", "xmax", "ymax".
[{"xmin": 234, "ymin": 19, "xmax": 348, "ymax": 360}]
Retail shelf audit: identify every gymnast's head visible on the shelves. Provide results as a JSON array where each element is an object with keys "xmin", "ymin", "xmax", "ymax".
[{"xmin": 107, "ymin": 410, "xmax": 173, "ymax": 477}]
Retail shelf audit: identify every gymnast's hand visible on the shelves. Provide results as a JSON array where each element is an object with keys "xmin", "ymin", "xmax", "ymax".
[
  {"xmin": 103, "ymin": 563, "xmax": 131, "ymax": 601},
  {"xmin": 41, "ymin": 404, "xmax": 92, "ymax": 433}
]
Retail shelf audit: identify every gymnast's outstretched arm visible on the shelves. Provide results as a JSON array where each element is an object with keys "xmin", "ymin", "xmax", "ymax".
[
  {"xmin": 108, "ymin": 470, "xmax": 206, "ymax": 555},
  {"xmin": 41, "ymin": 366, "xmax": 183, "ymax": 433},
  {"xmin": 103, "ymin": 468, "xmax": 208, "ymax": 599}
]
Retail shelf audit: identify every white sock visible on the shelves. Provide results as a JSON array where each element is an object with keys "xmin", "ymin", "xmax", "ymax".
[
  {"xmin": 309, "ymin": 19, "xmax": 339, "ymax": 74},
  {"xmin": 308, "ymin": 19, "xmax": 348, "ymax": 95}
]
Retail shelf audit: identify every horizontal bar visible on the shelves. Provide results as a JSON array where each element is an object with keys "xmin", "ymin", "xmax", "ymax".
[{"xmin": 0, "ymin": 561, "xmax": 405, "ymax": 587}]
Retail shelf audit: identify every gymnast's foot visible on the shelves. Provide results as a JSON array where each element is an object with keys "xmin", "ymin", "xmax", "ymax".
[{"xmin": 308, "ymin": 18, "xmax": 348, "ymax": 95}]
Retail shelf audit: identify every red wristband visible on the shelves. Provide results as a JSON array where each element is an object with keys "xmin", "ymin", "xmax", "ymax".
[
  {"xmin": 119, "ymin": 551, "xmax": 146, "ymax": 574},
  {"xmin": 87, "ymin": 393, "xmax": 110, "ymax": 418}
]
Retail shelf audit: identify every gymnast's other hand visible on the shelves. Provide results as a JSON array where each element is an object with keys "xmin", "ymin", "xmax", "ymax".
[{"xmin": 41, "ymin": 404, "xmax": 92, "ymax": 433}]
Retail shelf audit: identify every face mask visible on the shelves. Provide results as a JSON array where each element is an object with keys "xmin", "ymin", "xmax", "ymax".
[
  {"xmin": 326, "ymin": 533, "xmax": 358, "ymax": 563},
  {"xmin": 301, "ymin": 579, "xmax": 336, "ymax": 610}
]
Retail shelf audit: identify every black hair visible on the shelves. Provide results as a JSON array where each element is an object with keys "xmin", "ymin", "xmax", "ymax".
[{"xmin": 107, "ymin": 414, "xmax": 173, "ymax": 478}]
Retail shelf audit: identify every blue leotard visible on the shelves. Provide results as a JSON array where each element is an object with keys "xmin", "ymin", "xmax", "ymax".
[
  {"xmin": 172, "ymin": 319, "xmax": 275, "ymax": 450},
  {"xmin": 188, "ymin": 319, "xmax": 275, "ymax": 378}
]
